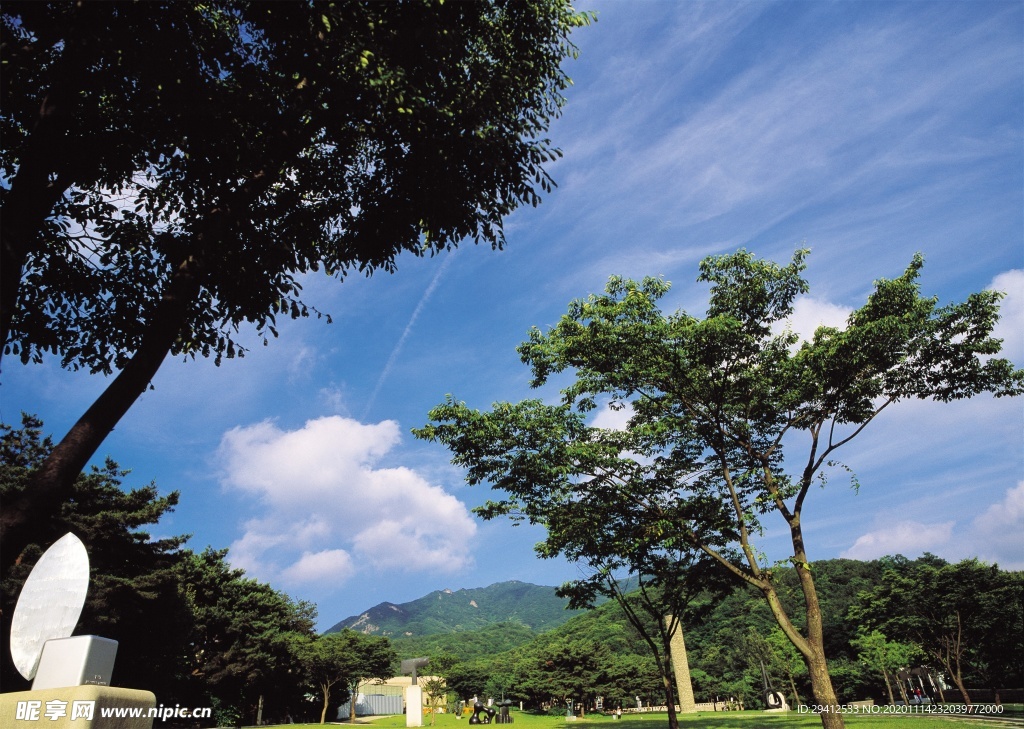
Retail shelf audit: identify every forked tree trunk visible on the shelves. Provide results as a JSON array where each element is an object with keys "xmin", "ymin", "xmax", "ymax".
[{"xmin": 320, "ymin": 684, "xmax": 330, "ymax": 724}]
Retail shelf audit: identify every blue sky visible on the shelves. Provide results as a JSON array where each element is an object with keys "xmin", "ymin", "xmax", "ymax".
[{"xmin": 3, "ymin": 0, "xmax": 1022, "ymax": 631}]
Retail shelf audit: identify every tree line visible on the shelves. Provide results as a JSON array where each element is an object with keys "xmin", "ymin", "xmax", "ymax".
[
  {"xmin": 0, "ymin": 416, "xmax": 396, "ymax": 726},
  {"xmin": 397, "ymin": 555, "xmax": 1022, "ymax": 716}
]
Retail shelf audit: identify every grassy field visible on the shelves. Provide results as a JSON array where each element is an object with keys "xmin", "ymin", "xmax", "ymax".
[{"xmin": 270, "ymin": 705, "xmax": 1024, "ymax": 729}]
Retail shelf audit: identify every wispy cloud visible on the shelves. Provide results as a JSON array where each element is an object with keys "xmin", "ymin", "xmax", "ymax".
[{"xmin": 541, "ymin": 2, "xmax": 1022, "ymax": 298}]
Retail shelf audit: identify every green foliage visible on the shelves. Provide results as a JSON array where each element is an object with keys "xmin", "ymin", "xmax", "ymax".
[
  {"xmin": 512, "ymin": 635, "xmax": 613, "ymax": 710},
  {"xmin": 177, "ymin": 548, "xmax": 318, "ymax": 722},
  {"xmin": 849, "ymin": 630, "xmax": 921, "ymax": 704},
  {"xmin": 392, "ymin": 622, "xmax": 542, "ymax": 663},
  {"xmin": 298, "ymin": 629, "xmax": 397, "ymax": 723}
]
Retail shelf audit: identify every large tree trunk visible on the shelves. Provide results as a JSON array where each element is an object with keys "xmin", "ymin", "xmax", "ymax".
[
  {"xmin": 805, "ymin": 649, "xmax": 844, "ymax": 729},
  {"xmin": 758, "ymin": 519, "xmax": 845, "ymax": 729},
  {"xmin": 0, "ymin": 260, "xmax": 198, "ymax": 576}
]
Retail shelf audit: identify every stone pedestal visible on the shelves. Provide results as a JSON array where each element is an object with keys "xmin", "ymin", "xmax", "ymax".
[
  {"xmin": 0, "ymin": 686, "xmax": 156, "ymax": 729},
  {"xmin": 405, "ymin": 685, "xmax": 423, "ymax": 728}
]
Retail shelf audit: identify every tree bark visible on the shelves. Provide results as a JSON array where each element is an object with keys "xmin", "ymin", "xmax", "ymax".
[
  {"xmin": 805, "ymin": 648, "xmax": 845, "ymax": 729},
  {"xmin": 0, "ymin": 259, "xmax": 198, "ymax": 576}
]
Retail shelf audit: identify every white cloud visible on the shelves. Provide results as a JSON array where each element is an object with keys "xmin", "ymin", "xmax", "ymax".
[
  {"xmin": 774, "ymin": 296, "xmax": 852, "ymax": 344},
  {"xmin": 989, "ymin": 270, "xmax": 1024, "ymax": 364},
  {"xmin": 217, "ymin": 416, "xmax": 478, "ymax": 587},
  {"xmin": 590, "ymin": 400, "xmax": 633, "ymax": 431},
  {"xmin": 841, "ymin": 520, "xmax": 954, "ymax": 560},
  {"xmin": 968, "ymin": 481, "xmax": 1024, "ymax": 569},
  {"xmin": 281, "ymin": 550, "xmax": 356, "ymax": 586}
]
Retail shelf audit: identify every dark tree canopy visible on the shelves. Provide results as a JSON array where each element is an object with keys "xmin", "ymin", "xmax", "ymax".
[
  {"xmin": 178, "ymin": 548, "xmax": 318, "ymax": 724},
  {"xmin": 2, "ymin": 0, "xmax": 590, "ymax": 371},
  {"xmin": 0, "ymin": 416, "xmax": 321, "ymax": 723},
  {"xmin": 0, "ymin": 0, "xmax": 592, "ymax": 576}
]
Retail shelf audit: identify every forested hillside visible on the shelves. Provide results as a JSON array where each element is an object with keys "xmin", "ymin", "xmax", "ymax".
[
  {"xmin": 326, "ymin": 581, "xmax": 585, "ymax": 637},
  {"xmin": 387, "ymin": 557, "xmax": 1023, "ymax": 712}
]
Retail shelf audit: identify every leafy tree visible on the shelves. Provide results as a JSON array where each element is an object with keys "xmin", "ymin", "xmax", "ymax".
[
  {"xmin": 511, "ymin": 636, "xmax": 610, "ymax": 713},
  {"xmin": 602, "ymin": 652, "xmax": 664, "ymax": 710},
  {"xmin": 299, "ymin": 629, "xmax": 397, "ymax": 724},
  {"xmin": 0, "ymin": 415, "xmax": 191, "ymax": 696},
  {"xmin": 850, "ymin": 556, "xmax": 1024, "ymax": 706},
  {"xmin": 0, "ymin": 0, "xmax": 593, "ymax": 577},
  {"xmin": 418, "ymin": 250, "xmax": 1023, "ymax": 729},
  {"xmin": 765, "ymin": 627, "xmax": 809, "ymax": 707},
  {"xmin": 849, "ymin": 630, "xmax": 921, "ymax": 705},
  {"xmin": 445, "ymin": 659, "xmax": 494, "ymax": 703},
  {"xmin": 422, "ymin": 676, "xmax": 449, "ymax": 726},
  {"xmin": 178, "ymin": 549, "xmax": 318, "ymax": 724}
]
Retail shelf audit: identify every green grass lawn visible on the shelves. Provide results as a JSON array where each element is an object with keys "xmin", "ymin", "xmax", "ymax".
[{"xmin": 269, "ymin": 705, "xmax": 1023, "ymax": 729}]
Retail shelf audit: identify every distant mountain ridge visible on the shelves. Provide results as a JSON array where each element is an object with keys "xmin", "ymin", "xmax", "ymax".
[{"xmin": 325, "ymin": 580, "xmax": 583, "ymax": 637}]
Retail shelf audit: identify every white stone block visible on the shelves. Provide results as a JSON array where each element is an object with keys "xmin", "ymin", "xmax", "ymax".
[{"xmin": 32, "ymin": 636, "xmax": 118, "ymax": 690}]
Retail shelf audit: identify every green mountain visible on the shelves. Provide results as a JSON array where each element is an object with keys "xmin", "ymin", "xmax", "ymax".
[{"xmin": 325, "ymin": 580, "xmax": 583, "ymax": 638}]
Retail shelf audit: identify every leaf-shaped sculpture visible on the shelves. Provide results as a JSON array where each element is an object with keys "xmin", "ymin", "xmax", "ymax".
[{"xmin": 10, "ymin": 533, "xmax": 90, "ymax": 680}]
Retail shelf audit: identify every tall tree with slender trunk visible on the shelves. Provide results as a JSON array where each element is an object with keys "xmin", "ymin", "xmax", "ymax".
[{"xmin": 418, "ymin": 250, "xmax": 1022, "ymax": 729}]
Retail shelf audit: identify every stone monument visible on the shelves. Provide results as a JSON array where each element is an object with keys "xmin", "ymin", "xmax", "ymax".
[
  {"xmin": 401, "ymin": 657, "xmax": 429, "ymax": 728},
  {"xmin": 665, "ymin": 616, "xmax": 697, "ymax": 713},
  {"xmin": 1, "ymin": 533, "xmax": 156, "ymax": 728}
]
